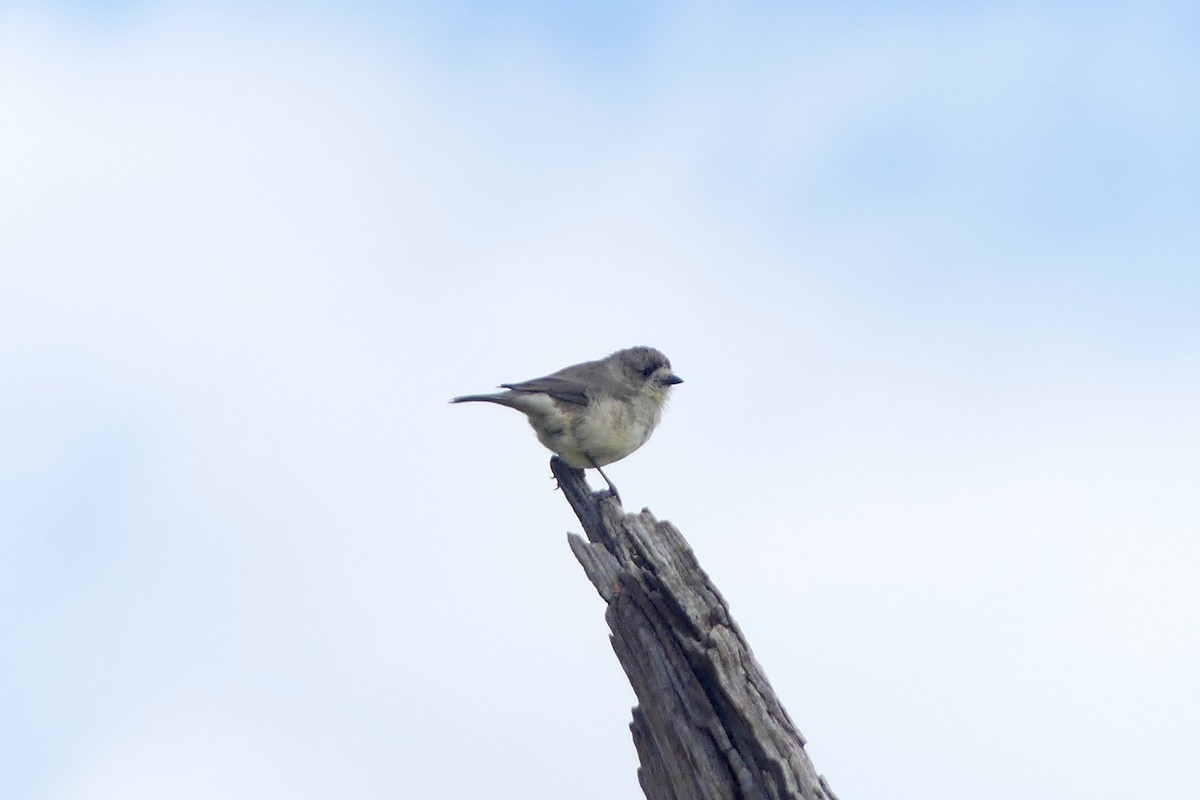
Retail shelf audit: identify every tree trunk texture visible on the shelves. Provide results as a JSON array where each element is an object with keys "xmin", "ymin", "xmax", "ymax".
[{"xmin": 552, "ymin": 457, "xmax": 839, "ymax": 800}]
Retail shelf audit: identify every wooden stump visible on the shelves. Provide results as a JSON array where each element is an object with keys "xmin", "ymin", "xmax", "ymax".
[{"xmin": 553, "ymin": 457, "xmax": 839, "ymax": 800}]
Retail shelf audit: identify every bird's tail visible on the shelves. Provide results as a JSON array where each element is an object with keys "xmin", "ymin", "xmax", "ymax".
[{"xmin": 449, "ymin": 393, "xmax": 516, "ymax": 406}]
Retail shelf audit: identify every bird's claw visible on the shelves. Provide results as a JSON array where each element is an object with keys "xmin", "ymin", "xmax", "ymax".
[{"xmin": 587, "ymin": 458, "xmax": 622, "ymax": 506}]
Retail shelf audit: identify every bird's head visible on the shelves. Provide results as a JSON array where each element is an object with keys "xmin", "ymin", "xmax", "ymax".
[{"xmin": 615, "ymin": 346, "xmax": 683, "ymax": 405}]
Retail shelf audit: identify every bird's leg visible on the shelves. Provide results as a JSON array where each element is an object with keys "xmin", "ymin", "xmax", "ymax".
[{"xmin": 588, "ymin": 457, "xmax": 621, "ymax": 504}]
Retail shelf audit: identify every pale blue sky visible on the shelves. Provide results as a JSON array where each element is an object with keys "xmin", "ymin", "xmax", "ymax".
[{"xmin": 3, "ymin": 2, "xmax": 1198, "ymax": 799}]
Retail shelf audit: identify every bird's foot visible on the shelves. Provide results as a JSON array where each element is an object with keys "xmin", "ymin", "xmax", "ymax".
[{"xmin": 589, "ymin": 459, "xmax": 622, "ymax": 506}]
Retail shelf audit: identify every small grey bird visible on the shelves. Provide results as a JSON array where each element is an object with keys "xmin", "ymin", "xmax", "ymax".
[{"xmin": 451, "ymin": 346, "xmax": 683, "ymax": 499}]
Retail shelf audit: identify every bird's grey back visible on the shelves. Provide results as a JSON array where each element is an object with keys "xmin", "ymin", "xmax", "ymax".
[{"xmin": 500, "ymin": 355, "xmax": 633, "ymax": 404}]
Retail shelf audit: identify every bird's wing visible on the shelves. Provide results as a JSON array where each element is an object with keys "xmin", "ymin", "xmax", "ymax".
[
  {"xmin": 499, "ymin": 375, "xmax": 592, "ymax": 405},
  {"xmin": 501, "ymin": 361, "xmax": 633, "ymax": 404}
]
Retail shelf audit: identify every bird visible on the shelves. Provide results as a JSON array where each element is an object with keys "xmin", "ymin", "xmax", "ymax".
[{"xmin": 451, "ymin": 346, "xmax": 683, "ymax": 500}]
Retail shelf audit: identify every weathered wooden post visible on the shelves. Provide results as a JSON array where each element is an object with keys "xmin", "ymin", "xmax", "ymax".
[{"xmin": 553, "ymin": 457, "xmax": 839, "ymax": 800}]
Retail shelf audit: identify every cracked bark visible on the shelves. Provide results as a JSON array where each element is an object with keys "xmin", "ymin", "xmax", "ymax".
[{"xmin": 554, "ymin": 457, "xmax": 839, "ymax": 800}]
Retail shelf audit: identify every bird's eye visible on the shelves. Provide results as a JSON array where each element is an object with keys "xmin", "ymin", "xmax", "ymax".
[{"xmin": 641, "ymin": 365, "xmax": 657, "ymax": 378}]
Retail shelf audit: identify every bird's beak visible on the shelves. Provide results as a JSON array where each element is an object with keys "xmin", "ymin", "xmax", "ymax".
[{"xmin": 662, "ymin": 374, "xmax": 684, "ymax": 386}]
